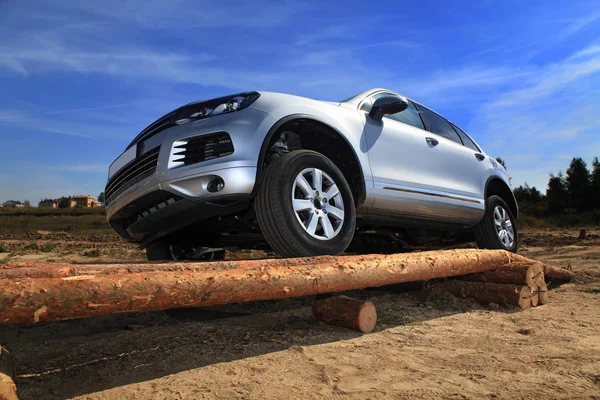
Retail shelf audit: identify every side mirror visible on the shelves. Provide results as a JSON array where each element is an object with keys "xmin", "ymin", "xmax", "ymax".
[{"xmin": 368, "ymin": 95, "xmax": 409, "ymax": 121}]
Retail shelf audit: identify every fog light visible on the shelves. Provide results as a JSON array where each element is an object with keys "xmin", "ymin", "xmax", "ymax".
[{"xmin": 207, "ymin": 177, "xmax": 225, "ymax": 193}]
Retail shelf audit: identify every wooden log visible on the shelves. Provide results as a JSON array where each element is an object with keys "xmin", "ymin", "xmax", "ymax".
[
  {"xmin": 543, "ymin": 265, "xmax": 575, "ymax": 282},
  {"xmin": 461, "ymin": 262, "xmax": 544, "ymax": 289},
  {"xmin": 537, "ymin": 281, "xmax": 549, "ymax": 305},
  {"xmin": 0, "ymin": 249, "xmax": 552, "ymax": 280},
  {"xmin": 0, "ymin": 346, "xmax": 17, "ymax": 400},
  {"xmin": 527, "ymin": 263, "xmax": 545, "ymax": 287},
  {"xmin": 312, "ymin": 295, "xmax": 377, "ymax": 333},
  {"xmin": 0, "ymin": 249, "xmax": 540, "ymax": 325},
  {"xmin": 436, "ymin": 281, "xmax": 533, "ymax": 309}
]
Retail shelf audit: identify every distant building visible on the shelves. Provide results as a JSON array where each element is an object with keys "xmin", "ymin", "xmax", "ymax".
[
  {"xmin": 39, "ymin": 199, "xmax": 58, "ymax": 208},
  {"xmin": 2, "ymin": 200, "xmax": 24, "ymax": 208},
  {"xmin": 57, "ymin": 197, "xmax": 76, "ymax": 208},
  {"xmin": 72, "ymin": 194, "xmax": 102, "ymax": 208}
]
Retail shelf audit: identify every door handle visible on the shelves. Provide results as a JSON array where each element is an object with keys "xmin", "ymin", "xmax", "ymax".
[
  {"xmin": 425, "ymin": 137, "xmax": 439, "ymax": 147},
  {"xmin": 475, "ymin": 153, "xmax": 485, "ymax": 161}
]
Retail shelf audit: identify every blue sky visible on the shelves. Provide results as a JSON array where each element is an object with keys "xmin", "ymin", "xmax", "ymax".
[{"xmin": 1, "ymin": 0, "xmax": 599, "ymax": 204}]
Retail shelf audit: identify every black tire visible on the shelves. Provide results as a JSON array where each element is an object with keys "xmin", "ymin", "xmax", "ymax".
[
  {"xmin": 255, "ymin": 150, "xmax": 356, "ymax": 257},
  {"xmin": 474, "ymin": 195, "xmax": 518, "ymax": 253},
  {"xmin": 146, "ymin": 240, "xmax": 171, "ymax": 261},
  {"xmin": 146, "ymin": 241, "xmax": 226, "ymax": 261}
]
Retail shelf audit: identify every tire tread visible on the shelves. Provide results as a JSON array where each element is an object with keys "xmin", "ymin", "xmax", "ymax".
[{"xmin": 255, "ymin": 150, "xmax": 355, "ymax": 257}]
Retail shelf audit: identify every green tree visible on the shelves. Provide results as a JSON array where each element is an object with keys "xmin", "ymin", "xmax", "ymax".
[
  {"xmin": 58, "ymin": 197, "xmax": 72, "ymax": 209},
  {"xmin": 513, "ymin": 183, "xmax": 543, "ymax": 204},
  {"xmin": 546, "ymin": 172, "xmax": 568, "ymax": 215},
  {"xmin": 98, "ymin": 192, "xmax": 105, "ymax": 204},
  {"xmin": 513, "ymin": 183, "xmax": 545, "ymax": 217},
  {"xmin": 24, "ymin": 200, "xmax": 31, "ymax": 207},
  {"xmin": 565, "ymin": 157, "xmax": 592, "ymax": 212},
  {"xmin": 495, "ymin": 157, "xmax": 506, "ymax": 169},
  {"xmin": 591, "ymin": 157, "xmax": 600, "ymax": 209}
]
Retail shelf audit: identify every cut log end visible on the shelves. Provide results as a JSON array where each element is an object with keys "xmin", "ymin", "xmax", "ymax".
[
  {"xmin": 312, "ymin": 295, "xmax": 377, "ymax": 333},
  {"xmin": 357, "ymin": 302, "xmax": 378, "ymax": 333},
  {"xmin": 526, "ymin": 263, "xmax": 545, "ymax": 288},
  {"xmin": 538, "ymin": 281, "xmax": 549, "ymax": 305},
  {"xmin": 518, "ymin": 286, "xmax": 533, "ymax": 309}
]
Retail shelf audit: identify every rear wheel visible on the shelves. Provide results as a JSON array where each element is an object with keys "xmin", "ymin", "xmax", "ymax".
[
  {"xmin": 255, "ymin": 150, "xmax": 356, "ymax": 257},
  {"xmin": 474, "ymin": 195, "xmax": 518, "ymax": 252}
]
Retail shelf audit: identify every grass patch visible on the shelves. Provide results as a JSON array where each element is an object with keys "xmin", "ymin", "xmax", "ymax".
[
  {"xmin": 23, "ymin": 241, "xmax": 38, "ymax": 251},
  {"xmin": 518, "ymin": 215, "xmax": 557, "ymax": 229},
  {"xmin": 39, "ymin": 243, "xmax": 57, "ymax": 253},
  {"xmin": 0, "ymin": 242, "xmax": 6, "ymax": 253},
  {"xmin": 83, "ymin": 249, "xmax": 101, "ymax": 257},
  {"xmin": 0, "ymin": 213, "xmax": 116, "ymax": 236},
  {"xmin": 584, "ymin": 288, "xmax": 600, "ymax": 294},
  {"xmin": 0, "ymin": 207, "xmax": 105, "ymax": 216}
]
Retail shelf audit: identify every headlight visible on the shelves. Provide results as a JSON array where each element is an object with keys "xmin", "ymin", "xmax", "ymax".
[{"xmin": 174, "ymin": 91, "xmax": 260, "ymax": 125}]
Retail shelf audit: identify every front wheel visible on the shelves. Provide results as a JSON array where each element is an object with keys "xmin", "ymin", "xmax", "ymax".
[
  {"xmin": 474, "ymin": 195, "xmax": 518, "ymax": 252},
  {"xmin": 255, "ymin": 150, "xmax": 356, "ymax": 258}
]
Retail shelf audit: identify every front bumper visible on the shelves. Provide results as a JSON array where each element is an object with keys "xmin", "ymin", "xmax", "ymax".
[
  {"xmin": 107, "ymin": 166, "xmax": 256, "ymax": 245},
  {"xmin": 106, "ymin": 106, "xmax": 276, "ymax": 244}
]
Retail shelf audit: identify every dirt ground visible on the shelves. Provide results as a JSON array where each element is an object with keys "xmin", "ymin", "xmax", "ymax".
[{"xmin": 1, "ymin": 229, "xmax": 599, "ymax": 399}]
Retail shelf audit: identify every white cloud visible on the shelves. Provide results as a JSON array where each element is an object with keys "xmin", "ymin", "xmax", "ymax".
[
  {"xmin": 295, "ymin": 25, "xmax": 351, "ymax": 46},
  {"xmin": 471, "ymin": 44, "xmax": 600, "ymax": 190},
  {"xmin": 555, "ymin": 12, "xmax": 600, "ymax": 40},
  {"xmin": 490, "ymin": 58, "xmax": 600, "ymax": 108},
  {"xmin": 0, "ymin": 36, "xmax": 216, "ymax": 80}
]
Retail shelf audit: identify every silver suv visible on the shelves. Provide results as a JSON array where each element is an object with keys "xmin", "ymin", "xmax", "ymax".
[{"xmin": 106, "ymin": 89, "xmax": 518, "ymax": 260}]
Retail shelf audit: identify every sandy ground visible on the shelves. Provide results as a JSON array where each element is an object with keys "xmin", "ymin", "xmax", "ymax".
[{"xmin": 1, "ymin": 229, "xmax": 599, "ymax": 399}]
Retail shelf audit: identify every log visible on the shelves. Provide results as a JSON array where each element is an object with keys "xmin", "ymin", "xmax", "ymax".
[
  {"xmin": 0, "ymin": 346, "xmax": 17, "ymax": 400},
  {"xmin": 435, "ymin": 281, "xmax": 533, "ymax": 309},
  {"xmin": 1, "ymin": 249, "xmax": 535, "ymax": 325},
  {"xmin": 543, "ymin": 265, "xmax": 575, "ymax": 282},
  {"xmin": 312, "ymin": 295, "xmax": 377, "ymax": 333},
  {"xmin": 530, "ymin": 284, "xmax": 540, "ymax": 307},
  {"xmin": 537, "ymin": 281, "xmax": 549, "ymax": 305},
  {"xmin": 461, "ymin": 263, "xmax": 544, "ymax": 288},
  {"xmin": 0, "ymin": 249, "xmax": 554, "ymax": 280}
]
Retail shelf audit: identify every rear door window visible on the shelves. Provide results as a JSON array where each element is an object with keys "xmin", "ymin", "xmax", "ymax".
[
  {"xmin": 450, "ymin": 123, "xmax": 480, "ymax": 152},
  {"xmin": 415, "ymin": 105, "xmax": 463, "ymax": 145}
]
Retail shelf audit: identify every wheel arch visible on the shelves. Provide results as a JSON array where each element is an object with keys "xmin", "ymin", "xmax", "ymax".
[
  {"xmin": 254, "ymin": 114, "xmax": 367, "ymax": 206},
  {"xmin": 485, "ymin": 177, "xmax": 519, "ymax": 219}
]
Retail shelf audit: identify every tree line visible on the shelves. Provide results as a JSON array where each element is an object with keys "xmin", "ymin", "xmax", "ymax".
[{"xmin": 513, "ymin": 157, "xmax": 600, "ymax": 222}]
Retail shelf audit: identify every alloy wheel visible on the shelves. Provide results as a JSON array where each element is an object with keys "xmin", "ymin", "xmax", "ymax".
[
  {"xmin": 493, "ymin": 205, "xmax": 515, "ymax": 248},
  {"xmin": 291, "ymin": 168, "xmax": 345, "ymax": 240}
]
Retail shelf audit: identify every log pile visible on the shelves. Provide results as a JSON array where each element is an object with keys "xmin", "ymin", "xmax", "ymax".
[
  {"xmin": 440, "ymin": 258, "xmax": 573, "ymax": 309},
  {"xmin": 0, "ymin": 249, "xmax": 573, "ymax": 326}
]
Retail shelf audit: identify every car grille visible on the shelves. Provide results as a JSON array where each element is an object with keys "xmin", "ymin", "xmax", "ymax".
[
  {"xmin": 171, "ymin": 132, "xmax": 234, "ymax": 167},
  {"xmin": 127, "ymin": 112, "xmax": 176, "ymax": 150},
  {"xmin": 105, "ymin": 147, "xmax": 160, "ymax": 206}
]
